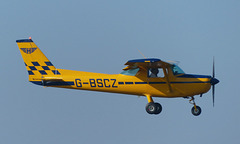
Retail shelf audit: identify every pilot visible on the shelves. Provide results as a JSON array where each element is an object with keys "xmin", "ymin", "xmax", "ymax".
[{"xmin": 150, "ymin": 68, "xmax": 159, "ymax": 77}]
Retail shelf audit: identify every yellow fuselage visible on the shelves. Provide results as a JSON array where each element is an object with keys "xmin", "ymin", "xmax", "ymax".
[{"xmin": 34, "ymin": 68, "xmax": 211, "ymax": 98}]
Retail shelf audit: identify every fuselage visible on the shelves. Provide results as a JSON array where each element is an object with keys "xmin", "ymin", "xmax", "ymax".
[{"xmin": 31, "ymin": 68, "xmax": 212, "ymax": 98}]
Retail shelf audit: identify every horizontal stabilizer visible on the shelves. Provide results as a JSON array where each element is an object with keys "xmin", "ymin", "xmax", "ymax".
[{"xmin": 41, "ymin": 77, "xmax": 63, "ymax": 81}]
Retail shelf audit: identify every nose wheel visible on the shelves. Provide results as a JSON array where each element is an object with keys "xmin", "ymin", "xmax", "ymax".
[
  {"xmin": 189, "ymin": 97, "xmax": 201, "ymax": 116},
  {"xmin": 191, "ymin": 106, "xmax": 201, "ymax": 116}
]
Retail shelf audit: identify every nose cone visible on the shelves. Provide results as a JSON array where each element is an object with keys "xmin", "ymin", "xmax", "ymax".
[{"xmin": 210, "ymin": 77, "xmax": 219, "ymax": 85}]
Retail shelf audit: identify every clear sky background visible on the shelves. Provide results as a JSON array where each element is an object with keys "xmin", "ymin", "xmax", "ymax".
[{"xmin": 1, "ymin": 0, "xmax": 239, "ymax": 144}]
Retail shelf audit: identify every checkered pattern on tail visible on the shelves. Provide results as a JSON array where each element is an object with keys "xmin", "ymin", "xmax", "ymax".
[{"xmin": 25, "ymin": 61, "xmax": 61, "ymax": 76}]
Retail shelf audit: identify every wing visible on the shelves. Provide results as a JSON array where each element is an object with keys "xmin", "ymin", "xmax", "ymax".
[{"xmin": 123, "ymin": 58, "xmax": 171, "ymax": 70}]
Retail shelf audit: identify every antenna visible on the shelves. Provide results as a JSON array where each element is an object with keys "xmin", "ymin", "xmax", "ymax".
[{"xmin": 137, "ymin": 49, "xmax": 147, "ymax": 59}]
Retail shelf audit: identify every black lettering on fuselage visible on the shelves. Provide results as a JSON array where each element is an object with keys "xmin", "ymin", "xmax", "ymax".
[{"xmin": 75, "ymin": 78, "xmax": 118, "ymax": 88}]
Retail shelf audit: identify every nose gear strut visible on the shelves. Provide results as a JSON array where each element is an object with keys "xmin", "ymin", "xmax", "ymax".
[{"xmin": 189, "ymin": 96, "xmax": 201, "ymax": 116}]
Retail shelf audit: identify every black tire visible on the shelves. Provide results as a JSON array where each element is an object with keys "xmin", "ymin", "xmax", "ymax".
[
  {"xmin": 145, "ymin": 102, "xmax": 157, "ymax": 114},
  {"xmin": 191, "ymin": 106, "xmax": 201, "ymax": 116},
  {"xmin": 154, "ymin": 103, "xmax": 162, "ymax": 115}
]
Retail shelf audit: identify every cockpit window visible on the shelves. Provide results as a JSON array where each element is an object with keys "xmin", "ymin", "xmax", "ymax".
[
  {"xmin": 121, "ymin": 68, "xmax": 140, "ymax": 76},
  {"xmin": 171, "ymin": 65, "xmax": 185, "ymax": 75},
  {"xmin": 148, "ymin": 68, "xmax": 165, "ymax": 78}
]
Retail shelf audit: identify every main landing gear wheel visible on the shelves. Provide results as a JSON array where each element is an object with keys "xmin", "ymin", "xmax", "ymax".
[
  {"xmin": 191, "ymin": 106, "xmax": 201, "ymax": 116},
  {"xmin": 145, "ymin": 102, "xmax": 162, "ymax": 115}
]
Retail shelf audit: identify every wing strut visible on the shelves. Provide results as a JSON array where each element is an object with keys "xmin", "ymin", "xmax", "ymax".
[{"xmin": 162, "ymin": 66, "xmax": 172, "ymax": 93}]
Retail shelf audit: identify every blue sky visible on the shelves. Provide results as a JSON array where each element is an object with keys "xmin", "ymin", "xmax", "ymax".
[{"xmin": 1, "ymin": 0, "xmax": 240, "ymax": 143}]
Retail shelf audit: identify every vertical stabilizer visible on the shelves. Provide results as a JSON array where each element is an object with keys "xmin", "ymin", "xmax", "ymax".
[{"xmin": 16, "ymin": 38, "xmax": 61, "ymax": 83}]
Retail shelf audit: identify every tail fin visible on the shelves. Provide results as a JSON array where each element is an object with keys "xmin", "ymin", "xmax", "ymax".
[{"xmin": 16, "ymin": 38, "xmax": 61, "ymax": 83}]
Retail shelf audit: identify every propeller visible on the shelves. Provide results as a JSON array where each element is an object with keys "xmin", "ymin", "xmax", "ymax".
[{"xmin": 210, "ymin": 58, "xmax": 220, "ymax": 107}]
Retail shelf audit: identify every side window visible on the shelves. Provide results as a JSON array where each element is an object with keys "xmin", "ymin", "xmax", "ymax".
[{"xmin": 148, "ymin": 68, "xmax": 165, "ymax": 78}]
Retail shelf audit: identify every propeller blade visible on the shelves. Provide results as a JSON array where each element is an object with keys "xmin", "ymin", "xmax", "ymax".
[
  {"xmin": 213, "ymin": 57, "xmax": 215, "ymax": 78},
  {"xmin": 212, "ymin": 57, "xmax": 215, "ymax": 106},
  {"xmin": 211, "ymin": 57, "xmax": 219, "ymax": 107},
  {"xmin": 212, "ymin": 85, "xmax": 215, "ymax": 107}
]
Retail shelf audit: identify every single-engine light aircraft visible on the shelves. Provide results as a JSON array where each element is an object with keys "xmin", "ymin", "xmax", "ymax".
[{"xmin": 16, "ymin": 38, "xmax": 219, "ymax": 116}]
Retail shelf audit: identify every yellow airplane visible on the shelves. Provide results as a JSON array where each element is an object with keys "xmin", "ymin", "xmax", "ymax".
[{"xmin": 16, "ymin": 38, "xmax": 219, "ymax": 116}]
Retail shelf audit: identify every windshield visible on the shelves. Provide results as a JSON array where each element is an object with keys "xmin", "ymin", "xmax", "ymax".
[
  {"xmin": 171, "ymin": 65, "xmax": 185, "ymax": 75},
  {"xmin": 121, "ymin": 68, "xmax": 140, "ymax": 76}
]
